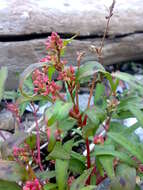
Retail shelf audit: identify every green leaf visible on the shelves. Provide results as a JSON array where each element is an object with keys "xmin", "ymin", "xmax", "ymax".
[
  {"xmin": 44, "ymin": 183, "xmax": 57, "ymax": 190},
  {"xmin": 71, "ymin": 151, "xmax": 86, "ymax": 163},
  {"xmin": 0, "ymin": 180, "xmax": 21, "ymax": 190},
  {"xmin": 105, "ymin": 72, "xmax": 119, "ymax": 93},
  {"xmin": 45, "ymin": 101, "xmax": 73, "ymax": 123},
  {"xmin": 25, "ymin": 134, "xmax": 36, "ymax": 149},
  {"xmin": 54, "ymin": 101, "xmax": 73, "ymax": 120},
  {"xmin": 69, "ymin": 158, "xmax": 85, "ymax": 174},
  {"xmin": 63, "ymin": 139, "xmax": 74, "ymax": 154},
  {"xmin": 80, "ymin": 185, "xmax": 97, "ymax": 190},
  {"xmin": 37, "ymin": 171, "xmax": 56, "ymax": 181},
  {"xmin": 128, "ymin": 106, "xmax": 143, "ymax": 127},
  {"xmin": 94, "ymin": 83, "xmax": 106, "ymax": 109},
  {"xmin": 19, "ymin": 62, "xmax": 53, "ymax": 103},
  {"xmin": 76, "ymin": 61, "xmax": 105, "ymax": 83},
  {"xmin": 3, "ymin": 90, "xmax": 17, "ymax": 101},
  {"xmin": 47, "ymin": 142, "xmax": 70, "ymax": 160},
  {"xmin": 108, "ymin": 132, "xmax": 143, "ymax": 163},
  {"xmin": 110, "ymin": 164, "xmax": 136, "ymax": 190},
  {"xmin": 82, "ymin": 121, "xmax": 98, "ymax": 138},
  {"xmin": 0, "ymin": 67, "xmax": 8, "ymax": 101},
  {"xmin": 70, "ymin": 168, "xmax": 93, "ymax": 190},
  {"xmin": 0, "ymin": 161, "xmax": 28, "ymax": 182},
  {"xmin": 112, "ymin": 71, "xmax": 143, "ymax": 93},
  {"xmin": 97, "ymin": 145, "xmax": 115, "ymax": 179},
  {"xmin": 99, "ymin": 155, "xmax": 115, "ymax": 178},
  {"xmin": 61, "ymin": 33, "xmax": 78, "ymax": 56},
  {"xmin": 47, "ymin": 124, "xmax": 57, "ymax": 152},
  {"xmin": 48, "ymin": 66, "xmax": 55, "ymax": 81},
  {"xmin": 19, "ymin": 101, "xmax": 29, "ymax": 116},
  {"xmin": 58, "ymin": 118, "xmax": 76, "ymax": 132},
  {"xmin": 55, "ymin": 159, "xmax": 69, "ymax": 190},
  {"xmin": 95, "ymin": 148, "xmax": 137, "ymax": 167}
]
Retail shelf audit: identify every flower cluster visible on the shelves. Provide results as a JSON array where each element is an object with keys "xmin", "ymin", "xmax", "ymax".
[
  {"xmin": 7, "ymin": 103, "xmax": 21, "ymax": 123},
  {"xmin": 32, "ymin": 68, "xmax": 61, "ymax": 100},
  {"xmin": 23, "ymin": 179, "xmax": 41, "ymax": 190},
  {"xmin": 45, "ymin": 32, "xmax": 63, "ymax": 51},
  {"xmin": 58, "ymin": 65, "xmax": 75, "ymax": 82},
  {"xmin": 13, "ymin": 146, "xmax": 26, "ymax": 157}
]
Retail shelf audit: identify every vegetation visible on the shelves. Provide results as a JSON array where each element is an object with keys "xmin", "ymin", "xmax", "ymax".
[{"xmin": 0, "ymin": 1, "xmax": 143, "ymax": 189}]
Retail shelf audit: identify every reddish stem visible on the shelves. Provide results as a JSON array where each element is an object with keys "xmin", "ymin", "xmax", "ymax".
[{"xmin": 86, "ymin": 137, "xmax": 91, "ymax": 185}]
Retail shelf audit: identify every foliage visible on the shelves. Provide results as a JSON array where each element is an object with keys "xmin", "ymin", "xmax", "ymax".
[{"xmin": 0, "ymin": 1, "xmax": 143, "ymax": 190}]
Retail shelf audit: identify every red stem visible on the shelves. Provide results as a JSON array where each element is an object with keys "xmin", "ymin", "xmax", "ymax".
[{"xmin": 86, "ymin": 137, "xmax": 91, "ymax": 185}]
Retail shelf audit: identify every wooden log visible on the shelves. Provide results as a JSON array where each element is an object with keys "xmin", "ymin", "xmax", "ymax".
[{"xmin": 0, "ymin": 0, "xmax": 143, "ymax": 88}]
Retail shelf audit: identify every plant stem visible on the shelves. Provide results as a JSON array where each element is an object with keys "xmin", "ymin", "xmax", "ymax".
[{"xmin": 86, "ymin": 138, "xmax": 91, "ymax": 185}]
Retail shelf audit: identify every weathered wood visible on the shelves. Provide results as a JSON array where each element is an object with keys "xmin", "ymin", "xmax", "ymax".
[
  {"xmin": 0, "ymin": 0, "xmax": 143, "ymax": 36},
  {"xmin": 1, "ymin": 34, "xmax": 143, "ymax": 89},
  {"xmin": 0, "ymin": 0, "xmax": 143, "ymax": 88}
]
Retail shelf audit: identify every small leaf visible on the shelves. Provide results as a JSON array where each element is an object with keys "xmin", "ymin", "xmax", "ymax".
[
  {"xmin": 98, "ymin": 145, "xmax": 115, "ymax": 179},
  {"xmin": 80, "ymin": 185, "xmax": 97, "ymax": 190},
  {"xmin": 95, "ymin": 147, "xmax": 137, "ymax": 167},
  {"xmin": 25, "ymin": 134, "xmax": 36, "ymax": 149},
  {"xmin": 37, "ymin": 171, "xmax": 56, "ymax": 181},
  {"xmin": 112, "ymin": 71, "xmax": 143, "ymax": 93},
  {"xmin": 54, "ymin": 101, "xmax": 73, "ymax": 120},
  {"xmin": 43, "ymin": 183, "xmax": 57, "ymax": 190},
  {"xmin": 110, "ymin": 164, "xmax": 136, "ymax": 190},
  {"xmin": 69, "ymin": 158, "xmax": 85, "ymax": 174},
  {"xmin": 48, "ymin": 66, "xmax": 55, "ymax": 81},
  {"xmin": 70, "ymin": 168, "xmax": 93, "ymax": 190},
  {"xmin": 55, "ymin": 159, "xmax": 69, "ymax": 190},
  {"xmin": 58, "ymin": 118, "xmax": 76, "ymax": 132},
  {"xmin": 108, "ymin": 132, "xmax": 143, "ymax": 163},
  {"xmin": 94, "ymin": 83, "xmax": 106, "ymax": 109},
  {"xmin": 76, "ymin": 61, "xmax": 105, "ymax": 83},
  {"xmin": 128, "ymin": 106, "xmax": 143, "ymax": 127},
  {"xmin": 0, "ymin": 180, "xmax": 21, "ymax": 190},
  {"xmin": 47, "ymin": 124, "xmax": 57, "ymax": 152},
  {"xmin": 47, "ymin": 142, "xmax": 70, "ymax": 160}
]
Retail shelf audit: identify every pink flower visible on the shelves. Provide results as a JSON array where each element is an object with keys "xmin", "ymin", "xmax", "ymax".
[
  {"xmin": 94, "ymin": 135, "xmax": 104, "ymax": 144},
  {"xmin": 23, "ymin": 179, "xmax": 41, "ymax": 190},
  {"xmin": 58, "ymin": 65, "xmax": 75, "ymax": 82},
  {"xmin": 7, "ymin": 103, "xmax": 21, "ymax": 123},
  {"xmin": 45, "ymin": 32, "xmax": 63, "ymax": 51},
  {"xmin": 32, "ymin": 68, "xmax": 61, "ymax": 100},
  {"xmin": 40, "ymin": 55, "xmax": 51, "ymax": 63}
]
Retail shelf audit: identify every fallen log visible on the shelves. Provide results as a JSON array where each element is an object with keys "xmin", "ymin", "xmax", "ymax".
[{"xmin": 0, "ymin": 0, "xmax": 143, "ymax": 88}]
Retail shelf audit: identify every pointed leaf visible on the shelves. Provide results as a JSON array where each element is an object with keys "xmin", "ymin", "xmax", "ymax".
[
  {"xmin": 108, "ymin": 132, "xmax": 143, "ymax": 163},
  {"xmin": 110, "ymin": 164, "xmax": 136, "ymax": 190},
  {"xmin": 55, "ymin": 159, "xmax": 69, "ymax": 190},
  {"xmin": 76, "ymin": 61, "xmax": 105, "ymax": 83},
  {"xmin": 70, "ymin": 168, "xmax": 93, "ymax": 190}
]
